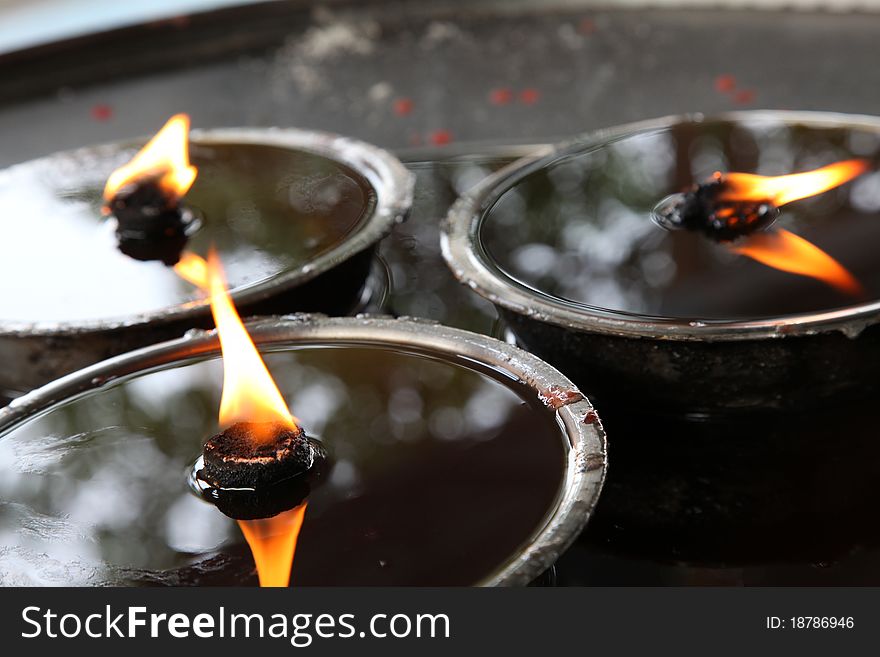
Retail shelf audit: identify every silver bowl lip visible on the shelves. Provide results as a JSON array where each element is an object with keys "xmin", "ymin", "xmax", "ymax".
[
  {"xmin": 442, "ymin": 109, "xmax": 880, "ymax": 342},
  {"xmin": 0, "ymin": 314, "xmax": 607, "ymax": 587},
  {"xmin": 0, "ymin": 127, "xmax": 414, "ymax": 336}
]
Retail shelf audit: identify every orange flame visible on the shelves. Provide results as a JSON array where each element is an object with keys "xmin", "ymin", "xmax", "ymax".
[
  {"xmin": 103, "ymin": 113, "xmax": 197, "ymax": 202},
  {"xmin": 718, "ymin": 159, "xmax": 869, "ymax": 206},
  {"xmin": 173, "ymin": 251, "xmax": 209, "ymax": 289},
  {"xmin": 729, "ymin": 228, "xmax": 864, "ymax": 297},
  {"xmin": 205, "ymin": 251, "xmax": 307, "ymax": 588},
  {"xmin": 206, "ymin": 248, "xmax": 299, "ymax": 439},
  {"xmin": 238, "ymin": 504, "xmax": 308, "ymax": 587}
]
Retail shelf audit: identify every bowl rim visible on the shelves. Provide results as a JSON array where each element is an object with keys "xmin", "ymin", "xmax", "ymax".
[
  {"xmin": 0, "ymin": 314, "xmax": 607, "ymax": 587},
  {"xmin": 0, "ymin": 127, "xmax": 414, "ymax": 336},
  {"xmin": 441, "ymin": 109, "xmax": 880, "ymax": 341}
]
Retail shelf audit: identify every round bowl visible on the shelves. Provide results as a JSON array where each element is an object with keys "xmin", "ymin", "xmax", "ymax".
[
  {"xmin": 0, "ymin": 315, "xmax": 606, "ymax": 586},
  {"xmin": 442, "ymin": 111, "xmax": 880, "ymax": 413},
  {"xmin": 0, "ymin": 128, "xmax": 413, "ymax": 396}
]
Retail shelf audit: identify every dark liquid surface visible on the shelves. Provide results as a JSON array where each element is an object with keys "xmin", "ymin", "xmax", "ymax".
[
  {"xmin": 0, "ymin": 141, "xmax": 374, "ymax": 324},
  {"xmin": 481, "ymin": 117, "xmax": 880, "ymax": 320},
  {"xmin": 0, "ymin": 345, "xmax": 564, "ymax": 586}
]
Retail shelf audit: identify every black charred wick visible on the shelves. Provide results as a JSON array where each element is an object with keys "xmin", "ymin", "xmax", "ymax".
[
  {"xmin": 652, "ymin": 173, "xmax": 780, "ymax": 242},
  {"xmin": 201, "ymin": 421, "xmax": 325, "ymax": 489},
  {"xmin": 197, "ymin": 421, "xmax": 328, "ymax": 520},
  {"xmin": 108, "ymin": 177, "xmax": 194, "ymax": 266}
]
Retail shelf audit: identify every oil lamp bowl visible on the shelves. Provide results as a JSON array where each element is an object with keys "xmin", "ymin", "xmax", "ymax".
[
  {"xmin": 0, "ymin": 315, "xmax": 606, "ymax": 587},
  {"xmin": 0, "ymin": 128, "xmax": 413, "ymax": 397},
  {"xmin": 442, "ymin": 111, "xmax": 880, "ymax": 413}
]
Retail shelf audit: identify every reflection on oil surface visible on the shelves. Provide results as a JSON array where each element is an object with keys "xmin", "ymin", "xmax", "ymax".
[
  {"xmin": 0, "ymin": 142, "xmax": 373, "ymax": 324},
  {"xmin": 0, "ymin": 345, "xmax": 563, "ymax": 585},
  {"xmin": 482, "ymin": 117, "xmax": 880, "ymax": 319}
]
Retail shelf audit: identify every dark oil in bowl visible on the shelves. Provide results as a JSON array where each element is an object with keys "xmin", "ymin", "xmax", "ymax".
[
  {"xmin": 0, "ymin": 141, "xmax": 375, "ymax": 324},
  {"xmin": 0, "ymin": 344, "xmax": 564, "ymax": 586},
  {"xmin": 481, "ymin": 116, "xmax": 880, "ymax": 321}
]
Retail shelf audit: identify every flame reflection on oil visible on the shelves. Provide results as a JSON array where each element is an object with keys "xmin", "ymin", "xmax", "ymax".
[{"xmin": 237, "ymin": 504, "xmax": 308, "ymax": 587}]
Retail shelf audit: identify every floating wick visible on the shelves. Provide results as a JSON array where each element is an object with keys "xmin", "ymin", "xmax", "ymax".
[
  {"xmin": 652, "ymin": 173, "xmax": 779, "ymax": 242},
  {"xmin": 202, "ymin": 421, "xmax": 325, "ymax": 490},
  {"xmin": 103, "ymin": 113, "xmax": 198, "ymax": 265}
]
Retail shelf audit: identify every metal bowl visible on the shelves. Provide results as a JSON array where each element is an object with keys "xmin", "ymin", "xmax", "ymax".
[
  {"xmin": 0, "ymin": 128, "xmax": 413, "ymax": 397},
  {"xmin": 579, "ymin": 399, "xmax": 880, "ymax": 567},
  {"xmin": 442, "ymin": 111, "xmax": 880, "ymax": 413},
  {"xmin": 0, "ymin": 315, "xmax": 606, "ymax": 586}
]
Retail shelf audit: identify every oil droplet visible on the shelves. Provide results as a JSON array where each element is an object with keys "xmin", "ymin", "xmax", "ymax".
[{"xmin": 839, "ymin": 323, "xmax": 867, "ymax": 340}]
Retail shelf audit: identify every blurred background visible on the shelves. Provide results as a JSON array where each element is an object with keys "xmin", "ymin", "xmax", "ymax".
[{"xmin": 1, "ymin": 0, "xmax": 880, "ymax": 166}]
